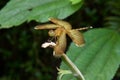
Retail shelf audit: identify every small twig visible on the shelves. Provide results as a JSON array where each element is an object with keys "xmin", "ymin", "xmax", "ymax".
[{"xmin": 61, "ymin": 54, "xmax": 85, "ymax": 80}]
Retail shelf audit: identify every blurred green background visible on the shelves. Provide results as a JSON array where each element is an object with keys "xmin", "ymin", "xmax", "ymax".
[{"xmin": 0, "ymin": 0, "xmax": 120, "ymax": 80}]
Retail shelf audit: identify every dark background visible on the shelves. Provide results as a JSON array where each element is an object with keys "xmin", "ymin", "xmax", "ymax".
[{"xmin": 0, "ymin": 0, "xmax": 120, "ymax": 80}]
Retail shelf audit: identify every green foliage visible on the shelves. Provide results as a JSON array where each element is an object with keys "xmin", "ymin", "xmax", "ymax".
[
  {"xmin": 60, "ymin": 28, "xmax": 120, "ymax": 80},
  {"xmin": 0, "ymin": 27, "xmax": 53, "ymax": 80},
  {"xmin": 70, "ymin": 0, "xmax": 82, "ymax": 4},
  {"xmin": 0, "ymin": 0, "xmax": 120, "ymax": 80},
  {"xmin": 58, "ymin": 2, "xmax": 120, "ymax": 79},
  {"xmin": 0, "ymin": 0, "xmax": 83, "ymax": 29},
  {"xmin": 104, "ymin": 0, "xmax": 120, "ymax": 29}
]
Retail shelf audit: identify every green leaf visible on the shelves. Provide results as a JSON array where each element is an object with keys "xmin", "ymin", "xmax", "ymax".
[
  {"xmin": 0, "ymin": 0, "xmax": 83, "ymax": 29},
  {"xmin": 59, "ymin": 28, "xmax": 120, "ymax": 80},
  {"xmin": 70, "ymin": 0, "xmax": 82, "ymax": 4}
]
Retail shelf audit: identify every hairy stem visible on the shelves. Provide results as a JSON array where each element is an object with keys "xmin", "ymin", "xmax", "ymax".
[{"xmin": 61, "ymin": 54, "xmax": 85, "ymax": 80}]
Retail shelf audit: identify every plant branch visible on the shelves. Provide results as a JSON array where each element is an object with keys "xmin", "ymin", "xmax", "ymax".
[{"xmin": 61, "ymin": 54, "xmax": 85, "ymax": 80}]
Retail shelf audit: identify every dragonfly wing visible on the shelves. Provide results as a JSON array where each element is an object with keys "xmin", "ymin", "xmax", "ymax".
[
  {"xmin": 34, "ymin": 24, "xmax": 60, "ymax": 30},
  {"xmin": 67, "ymin": 30, "xmax": 85, "ymax": 47},
  {"xmin": 49, "ymin": 18, "xmax": 72, "ymax": 30}
]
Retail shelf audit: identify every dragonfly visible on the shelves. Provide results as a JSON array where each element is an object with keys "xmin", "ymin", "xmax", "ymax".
[{"xmin": 34, "ymin": 18, "xmax": 92, "ymax": 57}]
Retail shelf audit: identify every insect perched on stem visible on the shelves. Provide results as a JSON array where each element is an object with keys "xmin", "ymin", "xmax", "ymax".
[{"xmin": 35, "ymin": 18, "xmax": 92, "ymax": 57}]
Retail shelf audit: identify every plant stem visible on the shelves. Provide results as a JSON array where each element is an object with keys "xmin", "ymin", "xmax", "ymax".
[{"xmin": 61, "ymin": 54, "xmax": 85, "ymax": 80}]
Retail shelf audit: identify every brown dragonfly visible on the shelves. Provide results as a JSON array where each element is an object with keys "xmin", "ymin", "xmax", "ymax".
[{"xmin": 34, "ymin": 18, "xmax": 92, "ymax": 57}]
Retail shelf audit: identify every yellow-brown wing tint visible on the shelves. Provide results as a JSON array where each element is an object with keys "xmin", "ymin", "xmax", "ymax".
[
  {"xmin": 49, "ymin": 18, "xmax": 72, "ymax": 30},
  {"xmin": 34, "ymin": 24, "xmax": 61, "ymax": 30},
  {"xmin": 67, "ymin": 30, "xmax": 85, "ymax": 47}
]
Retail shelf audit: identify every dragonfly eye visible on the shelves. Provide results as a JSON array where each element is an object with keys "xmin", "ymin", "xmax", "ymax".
[{"xmin": 48, "ymin": 30, "xmax": 55, "ymax": 37}]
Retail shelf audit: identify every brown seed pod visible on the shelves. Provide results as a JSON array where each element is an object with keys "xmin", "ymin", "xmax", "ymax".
[
  {"xmin": 67, "ymin": 29, "xmax": 85, "ymax": 47},
  {"xmin": 49, "ymin": 18, "xmax": 72, "ymax": 30}
]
